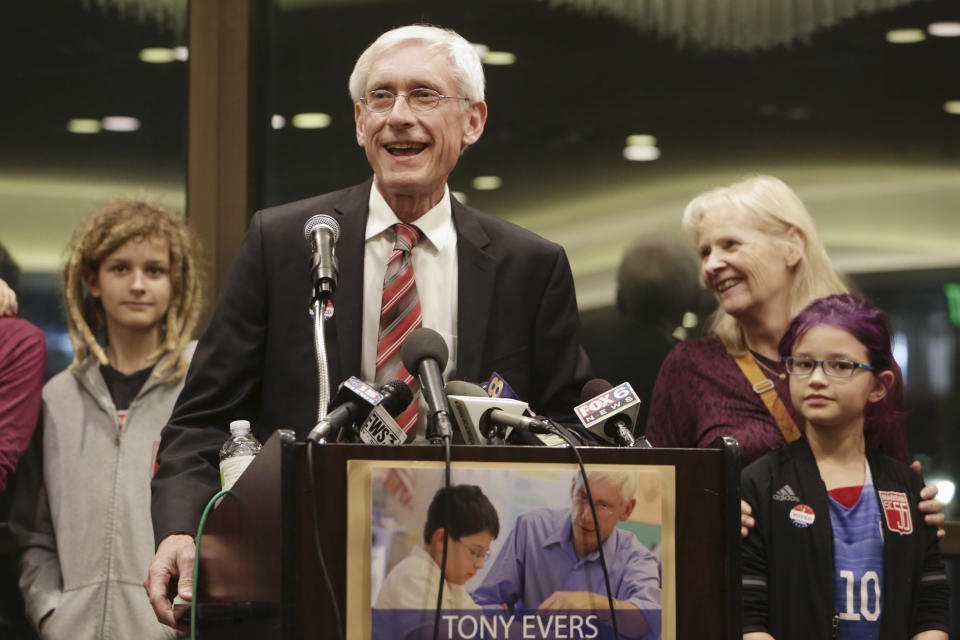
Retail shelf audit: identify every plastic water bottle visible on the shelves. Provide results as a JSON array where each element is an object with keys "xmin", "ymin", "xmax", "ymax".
[{"xmin": 219, "ymin": 420, "xmax": 261, "ymax": 490}]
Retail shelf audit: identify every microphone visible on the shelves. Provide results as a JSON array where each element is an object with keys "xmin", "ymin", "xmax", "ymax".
[
  {"xmin": 574, "ymin": 379, "xmax": 642, "ymax": 447},
  {"xmin": 303, "ymin": 214, "xmax": 340, "ymax": 302},
  {"xmin": 444, "ymin": 381, "xmax": 553, "ymax": 444},
  {"xmin": 357, "ymin": 379, "xmax": 416, "ymax": 445},
  {"xmin": 400, "ymin": 328, "xmax": 453, "ymax": 444},
  {"xmin": 319, "ymin": 377, "xmax": 385, "ymax": 442}
]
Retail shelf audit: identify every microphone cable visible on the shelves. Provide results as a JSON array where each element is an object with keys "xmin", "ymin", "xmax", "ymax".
[
  {"xmin": 307, "ymin": 437, "xmax": 345, "ymax": 640},
  {"xmin": 432, "ymin": 431, "xmax": 453, "ymax": 640},
  {"xmin": 188, "ymin": 487, "xmax": 233, "ymax": 640},
  {"xmin": 544, "ymin": 419, "xmax": 622, "ymax": 640}
]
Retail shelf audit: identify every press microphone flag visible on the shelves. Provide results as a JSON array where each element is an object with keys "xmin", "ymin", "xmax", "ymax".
[
  {"xmin": 444, "ymin": 380, "xmax": 533, "ymax": 444},
  {"xmin": 322, "ymin": 377, "xmax": 382, "ymax": 441},
  {"xmin": 574, "ymin": 380, "xmax": 642, "ymax": 446},
  {"xmin": 357, "ymin": 379, "xmax": 415, "ymax": 445}
]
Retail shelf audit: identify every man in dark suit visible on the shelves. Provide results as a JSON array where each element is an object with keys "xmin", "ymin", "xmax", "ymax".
[{"xmin": 145, "ymin": 24, "xmax": 592, "ymax": 627}]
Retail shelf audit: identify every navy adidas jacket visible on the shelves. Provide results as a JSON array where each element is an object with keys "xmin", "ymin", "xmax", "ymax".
[{"xmin": 741, "ymin": 438, "xmax": 948, "ymax": 639}]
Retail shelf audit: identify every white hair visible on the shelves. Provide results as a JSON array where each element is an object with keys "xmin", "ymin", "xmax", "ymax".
[
  {"xmin": 348, "ymin": 24, "xmax": 485, "ymax": 104},
  {"xmin": 681, "ymin": 175, "xmax": 848, "ymax": 354},
  {"xmin": 577, "ymin": 470, "xmax": 639, "ymax": 505}
]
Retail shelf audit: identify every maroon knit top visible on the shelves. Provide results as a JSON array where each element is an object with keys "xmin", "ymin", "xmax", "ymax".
[
  {"xmin": 0, "ymin": 317, "xmax": 46, "ymax": 493},
  {"xmin": 645, "ymin": 336, "xmax": 908, "ymax": 467}
]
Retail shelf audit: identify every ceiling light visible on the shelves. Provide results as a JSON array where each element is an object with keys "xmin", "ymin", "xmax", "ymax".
[
  {"xmin": 622, "ymin": 145, "xmax": 660, "ymax": 161},
  {"xmin": 291, "ymin": 113, "xmax": 331, "ymax": 129},
  {"xmin": 173, "ymin": 46, "xmax": 189, "ymax": 61},
  {"xmin": 928, "ymin": 22, "xmax": 960, "ymax": 37},
  {"xmin": 101, "ymin": 116, "xmax": 141, "ymax": 132},
  {"xmin": 482, "ymin": 51, "xmax": 516, "ymax": 66},
  {"xmin": 271, "ymin": 114, "xmax": 286, "ymax": 130},
  {"xmin": 885, "ymin": 28, "xmax": 925, "ymax": 44},
  {"xmin": 67, "ymin": 119, "xmax": 101, "ymax": 134},
  {"xmin": 785, "ymin": 107, "xmax": 810, "ymax": 121},
  {"xmin": 625, "ymin": 134, "xmax": 657, "ymax": 147},
  {"xmin": 452, "ymin": 190, "xmax": 468, "ymax": 204},
  {"xmin": 472, "ymin": 176, "xmax": 502, "ymax": 190},
  {"xmin": 944, "ymin": 101, "xmax": 960, "ymax": 115},
  {"xmin": 139, "ymin": 47, "xmax": 176, "ymax": 63}
]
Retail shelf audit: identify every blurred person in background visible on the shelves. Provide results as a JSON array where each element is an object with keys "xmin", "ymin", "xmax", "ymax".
[
  {"xmin": 586, "ymin": 237, "xmax": 710, "ymax": 432},
  {"xmin": 0, "ymin": 244, "xmax": 46, "ymax": 497},
  {"xmin": 0, "ymin": 245, "xmax": 45, "ymax": 640}
]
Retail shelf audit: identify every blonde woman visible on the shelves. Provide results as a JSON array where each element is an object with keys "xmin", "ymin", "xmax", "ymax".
[
  {"xmin": 645, "ymin": 176, "xmax": 942, "ymax": 535},
  {"xmin": 10, "ymin": 201, "xmax": 204, "ymax": 639}
]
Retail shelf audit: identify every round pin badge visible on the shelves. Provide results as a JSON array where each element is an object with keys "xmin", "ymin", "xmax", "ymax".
[{"xmin": 789, "ymin": 504, "xmax": 816, "ymax": 528}]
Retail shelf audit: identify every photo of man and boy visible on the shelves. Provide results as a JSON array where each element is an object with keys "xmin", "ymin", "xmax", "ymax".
[{"xmin": 366, "ymin": 466, "xmax": 666, "ymax": 640}]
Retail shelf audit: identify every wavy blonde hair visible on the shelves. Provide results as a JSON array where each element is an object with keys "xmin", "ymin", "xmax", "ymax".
[
  {"xmin": 681, "ymin": 175, "xmax": 848, "ymax": 354},
  {"xmin": 62, "ymin": 200, "xmax": 205, "ymax": 382}
]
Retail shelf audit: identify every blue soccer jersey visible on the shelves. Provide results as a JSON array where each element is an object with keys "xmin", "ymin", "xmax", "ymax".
[{"xmin": 828, "ymin": 463, "xmax": 884, "ymax": 640}]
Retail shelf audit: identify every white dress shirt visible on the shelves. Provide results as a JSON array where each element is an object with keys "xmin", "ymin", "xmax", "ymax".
[{"xmin": 361, "ymin": 183, "xmax": 459, "ymax": 387}]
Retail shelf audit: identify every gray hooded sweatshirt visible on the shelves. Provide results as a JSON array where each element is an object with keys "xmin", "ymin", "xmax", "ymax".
[{"xmin": 10, "ymin": 343, "xmax": 196, "ymax": 639}]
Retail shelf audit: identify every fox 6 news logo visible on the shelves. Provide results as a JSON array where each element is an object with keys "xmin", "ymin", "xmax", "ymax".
[{"xmin": 574, "ymin": 383, "xmax": 637, "ymax": 425}]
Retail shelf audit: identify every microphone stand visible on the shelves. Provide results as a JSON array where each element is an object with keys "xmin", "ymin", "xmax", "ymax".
[{"xmin": 307, "ymin": 297, "xmax": 334, "ymax": 442}]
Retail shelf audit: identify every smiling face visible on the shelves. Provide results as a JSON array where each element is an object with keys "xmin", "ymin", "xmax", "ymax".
[
  {"xmin": 789, "ymin": 324, "xmax": 891, "ymax": 433},
  {"xmin": 696, "ymin": 206, "xmax": 800, "ymax": 323},
  {"xmin": 354, "ymin": 41, "xmax": 486, "ymax": 217},
  {"xmin": 569, "ymin": 475, "xmax": 635, "ymax": 560},
  {"xmin": 87, "ymin": 235, "xmax": 172, "ymax": 340}
]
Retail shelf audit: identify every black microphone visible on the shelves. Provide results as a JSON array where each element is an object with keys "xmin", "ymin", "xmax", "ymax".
[
  {"xmin": 356, "ymin": 379, "xmax": 416, "ymax": 445},
  {"xmin": 401, "ymin": 328, "xmax": 453, "ymax": 444},
  {"xmin": 444, "ymin": 381, "xmax": 552, "ymax": 443},
  {"xmin": 303, "ymin": 214, "xmax": 340, "ymax": 302},
  {"xmin": 575, "ymin": 379, "xmax": 642, "ymax": 447},
  {"xmin": 320, "ymin": 377, "xmax": 385, "ymax": 441}
]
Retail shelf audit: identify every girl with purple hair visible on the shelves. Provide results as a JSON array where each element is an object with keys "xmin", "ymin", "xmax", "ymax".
[{"xmin": 741, "ymin": 294, "xmax": 948, "ymax": 640}]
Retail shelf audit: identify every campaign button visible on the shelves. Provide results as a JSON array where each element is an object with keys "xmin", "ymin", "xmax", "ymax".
[{"xmin": 789, "ymin": 504, "xmax": 816, "ymax": 528}]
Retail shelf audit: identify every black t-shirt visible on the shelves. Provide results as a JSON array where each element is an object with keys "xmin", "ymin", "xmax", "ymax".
[{"xmin": 100, "ymin": 363, "xmax": 155, "ymax": 410}]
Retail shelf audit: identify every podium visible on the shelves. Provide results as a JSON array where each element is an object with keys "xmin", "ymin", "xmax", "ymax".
[{"xmin": 192, "ymin": 432, "xmax": 741, "ymax": 639}]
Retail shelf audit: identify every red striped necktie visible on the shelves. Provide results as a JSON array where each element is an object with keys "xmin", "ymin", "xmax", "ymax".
[{"xmin": 375, "ymin": 223, "xmax": 422, "ymax": 437}]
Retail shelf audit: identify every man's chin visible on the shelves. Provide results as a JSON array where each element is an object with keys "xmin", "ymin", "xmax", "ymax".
[{"xmin": 574, "ymin": 531, "xmax": 600, "ymax": 549}]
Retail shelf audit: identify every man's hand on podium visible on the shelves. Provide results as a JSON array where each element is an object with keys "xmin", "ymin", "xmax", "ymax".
[{"xmin": 144, "ymin": 534, "xmax": 196, "ymax": 628}]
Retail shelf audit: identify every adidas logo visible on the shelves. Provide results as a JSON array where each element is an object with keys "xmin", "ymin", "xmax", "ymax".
[{"xmin": 773, "ymin": 484, "xmax": 799, "ymax": 503}]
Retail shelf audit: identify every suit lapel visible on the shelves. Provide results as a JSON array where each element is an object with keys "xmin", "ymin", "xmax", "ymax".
[
  {"xmin": 330, "ymin": 178, "xmax": 373, "ymax": 380},
  {"xmin": 452, "ymin": 199, "xmax": 495, "ymax": 383}
]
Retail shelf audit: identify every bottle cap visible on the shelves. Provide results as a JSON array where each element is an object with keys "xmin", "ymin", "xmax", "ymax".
[{"xmin": 229, "ymin": 419, "xmax": 251, "ymax": 435}]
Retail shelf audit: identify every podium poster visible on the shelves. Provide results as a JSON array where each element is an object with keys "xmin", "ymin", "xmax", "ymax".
[{"xmin": 346, "ymin": 461, "xmax": 675, "ymax": 640}]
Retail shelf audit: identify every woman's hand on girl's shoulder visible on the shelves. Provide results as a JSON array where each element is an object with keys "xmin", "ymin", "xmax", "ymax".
[
  {"xmin": 0, "ymin": 278, "xmax": 17, "ymax": 316},
  {"xmin": 911, "ymin": 460, "xmax": 946, "ymax": 539}
]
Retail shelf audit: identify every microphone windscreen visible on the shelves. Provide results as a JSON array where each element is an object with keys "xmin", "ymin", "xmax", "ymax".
[
  {"xmin": 401, "ymin": 327, "xmax": 449, "ymax": 375},
  {"xmin": 580, "ymin": 378, "xmax": 613, "ymax": 402},
  {"xmin": 379, "ymin": 379, "xmax": 414, "ymax": 416},
  {"xmin": 303, "ymin": 213, "xmax": 341, "ymax": 242},
  {"xmin": 444, "ymin": 380, "xmax": 487, "ymax": 398}
]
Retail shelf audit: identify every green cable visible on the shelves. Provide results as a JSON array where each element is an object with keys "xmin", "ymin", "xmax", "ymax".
[{"xmin": 191, "ymin": 488, "xmax": 233, "ymax": 640}]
